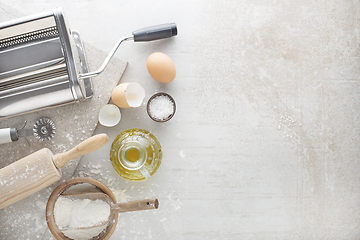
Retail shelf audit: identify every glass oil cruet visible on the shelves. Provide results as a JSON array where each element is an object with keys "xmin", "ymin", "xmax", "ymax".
[{"xmin": 110, "ymin": 128, "xmax": 162, "ymax": 181}]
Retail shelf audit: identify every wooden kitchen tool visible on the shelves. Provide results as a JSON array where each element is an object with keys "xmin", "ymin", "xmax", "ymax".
[
  {"xmin": 60, "ymin": 193, "xmax": 158, "ymax": 232},
  {"xmin": 46, "ymin": 177, "xmax": 119, "ymax": 240},
  {"xmin": 0, "ymin": 133, "xmax": 109, "ymax": 210}
]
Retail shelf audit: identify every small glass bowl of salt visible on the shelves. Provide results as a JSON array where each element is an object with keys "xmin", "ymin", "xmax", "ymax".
[{"xmin": 147, "ymin": 92, "xmax": 176, "ymax": 122}]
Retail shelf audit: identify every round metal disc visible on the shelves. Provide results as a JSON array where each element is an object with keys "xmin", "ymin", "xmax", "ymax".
[{"xmin": 33, "ymin": 118, "xmax": 56, "ymax": 141}]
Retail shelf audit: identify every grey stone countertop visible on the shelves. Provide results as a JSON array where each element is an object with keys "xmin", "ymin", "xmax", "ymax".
[{"xmin": 0, "ymin": 1, "xmax": 360, "ymax": 239}]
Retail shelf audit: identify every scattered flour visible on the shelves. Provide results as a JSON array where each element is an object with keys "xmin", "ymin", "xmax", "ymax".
[
  {"xmin": 110, "ymin": 188, "xmax": 130, "ymax": 203},
  {"xmin": 179, "ymin": 150, "xmax": 186, "ymax": 158}
]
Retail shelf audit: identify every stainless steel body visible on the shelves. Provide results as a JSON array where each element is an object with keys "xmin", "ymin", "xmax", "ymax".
[
  {"xmin": 0, "ymin": 7, "xmax": 177, "ymax": 120},
  {"xmin": 0, "ymin": 8, "xmax": 91, "ymax": 120}
]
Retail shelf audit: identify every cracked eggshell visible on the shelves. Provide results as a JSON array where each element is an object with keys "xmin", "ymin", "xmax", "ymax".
[
  {"xmin": 99, "ymin": 104, "xmax": 121, "ymax": 127},
  {"xmin": 111, "ymin": 82, "xmax": 145, "ymax": 108},
  {"xmin": 112, "ymin": 83, "xmax": 130, "ymax": 108}
]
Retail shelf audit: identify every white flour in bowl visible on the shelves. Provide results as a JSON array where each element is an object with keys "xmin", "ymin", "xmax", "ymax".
[{"xmin": 54, "ymin": 196, "xmax": 110, "ymax": 240}]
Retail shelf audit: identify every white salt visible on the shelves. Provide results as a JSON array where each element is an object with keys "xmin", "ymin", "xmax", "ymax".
[
  {"xmin": 148, "ymin": 95, "xmax": 174, "ymax": 120},
  {"xmin": 54, "ymin": 196, "xmax": 110, "ymax": 240}
]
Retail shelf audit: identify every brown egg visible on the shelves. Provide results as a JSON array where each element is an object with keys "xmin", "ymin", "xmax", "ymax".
[{"xmin": 147, "ymin": 52, "xmax": 176, "ymax": 83}]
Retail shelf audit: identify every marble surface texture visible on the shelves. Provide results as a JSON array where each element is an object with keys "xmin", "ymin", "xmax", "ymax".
[{"xmin": 0, "ymin": 1, "xmax": 360, "ymax": 239}]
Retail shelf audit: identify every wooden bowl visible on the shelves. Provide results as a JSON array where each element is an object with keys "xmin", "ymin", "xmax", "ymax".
[{"xmin": 46, "ymin": 177, "xmax": 118, "ymax": 240}]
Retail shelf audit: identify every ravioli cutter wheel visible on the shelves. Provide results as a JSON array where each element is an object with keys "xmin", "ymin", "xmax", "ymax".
[
  {"xmin": 33, "ymin": 118, "xmax": 56, "ymax": 141},
  {"xmin": 0, "ymin": 117, "xmax": 56, "ymax": 144}
]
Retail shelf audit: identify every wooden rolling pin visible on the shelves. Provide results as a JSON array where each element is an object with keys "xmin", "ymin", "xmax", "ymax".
[{"xmin": 0, "ymin": 133, "xmax": 109, "ymax": 210}]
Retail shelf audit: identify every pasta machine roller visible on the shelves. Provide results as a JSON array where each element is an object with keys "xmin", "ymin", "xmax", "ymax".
[{"xmin": 0, "ymin": 8, "xmax": 177, "ymax": 120}]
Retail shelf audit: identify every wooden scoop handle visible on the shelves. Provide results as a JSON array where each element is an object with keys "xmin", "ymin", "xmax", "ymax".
[
  {"xmin": 53, "ymin": 134, "xmax": 109, "ymax": 168},
  {"xmin": 113, "ymin": 199, "xmax": 159, "ymax": 213}
]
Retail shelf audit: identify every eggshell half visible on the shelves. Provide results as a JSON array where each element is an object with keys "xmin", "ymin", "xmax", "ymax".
[
  {"xmin": 111, "ymin": 83, "xmax": 130, "ymax": 108},
  {"xmin": 99, "ymin": 104, "xmax": 121, "ymax": 127},
  {"xmin": 125, "ymin": 82, "xmax": 145, "ymax": 107},
  {"xmin": 111, "ymin": 82, "xmax": 145, "ymax": 108}
]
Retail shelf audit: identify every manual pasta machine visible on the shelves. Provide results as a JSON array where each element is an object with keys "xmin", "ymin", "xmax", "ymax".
[{"xmin": 0, "ymin": 8, "xmax": 177, "ymax": 120}]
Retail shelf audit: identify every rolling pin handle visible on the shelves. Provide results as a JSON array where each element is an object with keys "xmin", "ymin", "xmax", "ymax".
[
  {"xmin": 0, "ymin": 128, "xmax": 18, "ymax": 144},
  {"xmin": 52, "ymin": 133, "xmax": 109, "ymax": 169}
]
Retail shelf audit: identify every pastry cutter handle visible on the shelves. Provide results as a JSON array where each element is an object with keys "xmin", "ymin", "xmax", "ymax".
[{"xmin": 0, "ymin": 128, "xmax": 18, "ymax": 144}]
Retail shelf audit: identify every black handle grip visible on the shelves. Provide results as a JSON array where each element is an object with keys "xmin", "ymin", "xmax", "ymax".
[{"xmin": 132, "ymin": 23, "xmax": 177, "ymax": 42}]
